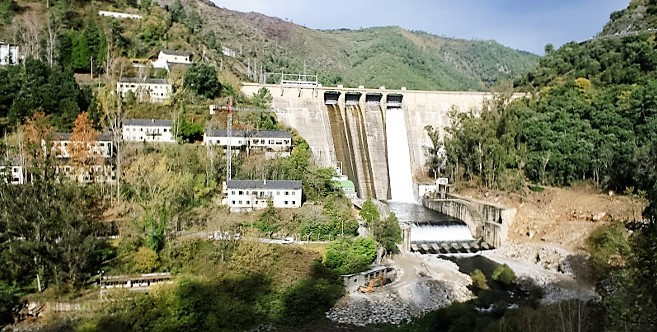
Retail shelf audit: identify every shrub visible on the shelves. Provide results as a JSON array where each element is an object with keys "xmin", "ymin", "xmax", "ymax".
[
  {"xmin": 470, "ymin": 269, "xmax": 489, "ymax": 290},
  {"xmin": 134, "ymin": 247, "xmax": 159, "ymax": 273},
  {"xmin": 324, "ymin": 238, "xmax": 377, "ymax": 275},
  {"xmin": 492, "ymin": 264, "xmax": 516, "ymax": 285}
]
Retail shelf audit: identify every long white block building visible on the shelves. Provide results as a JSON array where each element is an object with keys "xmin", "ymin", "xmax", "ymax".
[
  {"xmin": 204, "ymin": 129, "xmax": 292, "ymax": 158},
  {"xmin": 117, "ymin": 78, "xmax": 171, "ymax": 103},
  {"xmin": 223, "ymin": 180, "xmax": 302, "ymax": 212},
  {"xmin": 51, "ymin": 133, "xmax": 113, "ymax": 159},
  {"xmin": 122, "ymin": 119, "xmax": 175, "ymax": 143}
]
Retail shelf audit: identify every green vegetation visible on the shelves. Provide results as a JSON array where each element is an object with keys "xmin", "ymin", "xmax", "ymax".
[
  {"xmin": 184, "ymin": 63, "xmax": 222, "ymax": 99},
  {"xmin": 0, "ymin": 59, "xmax": 92, "ymax": 130},
  {"xmin": 324, "ymin": 238, "xmax": 377, "ymax": 275},
  {"xmin": 491, "ymin": 264, "xmax": 516, "ymax": 286},
  {"xmin": 359, "ymin": 199, "xmax": 402, "ymax": 253},
  {"xmin": 469, "ymin": 269, "xmax": 489, "ymax": 290},
  {"xmin": 442, "ymin": 32, "xmax": 657, "ymax": 207}
]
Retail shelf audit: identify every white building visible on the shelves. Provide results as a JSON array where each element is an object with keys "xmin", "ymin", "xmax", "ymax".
[
  {"xmin": 223, "ymin": 180, "xmax": 302, "ymax": 212},
  {"xmin": 222, "ymin": 47, "xmax": 236, "ymax": 58},
  {"xmin": 151, "ymin": 50, "xmax": 192, "ymax": 72},
  {"xmin": 0, "ymin": 166, "xmax": 25, "ymax": 185},
  {"xmin": 56, "ymin": 164, "xmax": 116, "ymax": 184},
  {"xmin": 204, "ymin": 129, "xmax": 292, "ymax": 158},
  {"xmin": 51, "ymin": 133, "xmax": 113, "ymax": 159},
  {"xmin": 98, "ymin": 11, "xmax": 143, "ymax": 20},
  {"xmin": 0, "ymin": 42, "xmax": 20, "ymax": 65},
  {"xmin": 122, "ymin": 119, "xmax": 175, "ymax": 143},
  {"xmin": 117, "ymin": 78, "xmax": 171, "ymax": 103}
]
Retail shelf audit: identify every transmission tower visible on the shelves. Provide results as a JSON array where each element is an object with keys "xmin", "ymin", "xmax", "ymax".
[{"xmin": 226, "ymin": 97, "xmax": 233, "ymax": 181}]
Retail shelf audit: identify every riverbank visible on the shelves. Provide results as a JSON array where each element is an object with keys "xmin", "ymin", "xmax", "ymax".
[{"xmin": 326, "ymin": 253, "xmax": 473, "ymax": 326}]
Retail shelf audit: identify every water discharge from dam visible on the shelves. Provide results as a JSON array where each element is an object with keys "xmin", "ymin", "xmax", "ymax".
[
  {"xmin": 385, "ymin": 107, "xmax": 474, "ymax": 244},
  {"xmin": 385, "ymin": 108, "xmax": 416, "ymax": 203}
]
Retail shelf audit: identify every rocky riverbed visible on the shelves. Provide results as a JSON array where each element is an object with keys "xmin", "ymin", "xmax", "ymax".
[{"xmin": 326, "ymin": 254, "xmax": 473, "ymax": 326}]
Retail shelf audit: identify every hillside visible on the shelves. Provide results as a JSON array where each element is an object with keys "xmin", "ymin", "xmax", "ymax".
[
  {"xmin": 0, "ymin": 0, "xmax": 537, "ymax": 91},
  {"xmin": 600, "ymin": 0, "xmax": 657, "ymax": 37},
  {"xmin": 194, "ymin": 0, "xmax": 539, "ymax": 90}
]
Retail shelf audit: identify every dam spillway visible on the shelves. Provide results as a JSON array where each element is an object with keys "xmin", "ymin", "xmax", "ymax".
[{"xmin": 241, "ymin": 83, "xmax": 509, "ymax": 200}]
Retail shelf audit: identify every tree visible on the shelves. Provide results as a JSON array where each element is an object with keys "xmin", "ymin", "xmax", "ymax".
[
  {"xmin": 184, "ymin": 63, "xmax": 221, "ymax": 99},
  {"xmin": 97, "ymin": 85, "xmax": 125, "ymax": 203},
  {"xmin": 69, "ymin": 112, "xmax": 101, "ymax": 168},
  {"xmin": 324, "ymin": 238, "xmax": 377, "ymax": 275},
  {"xmin": 134, "ymin": 247, "xmax": 159, "ymax": 273},
  {"xmin": 372, "ymin": 213, "xmax": 402, "ymax": 253},
  {"xmin": 359, "ymin": 199, "xmax": 380, "ymax": 227},
  {"xmin": 470, "ymin": 269, "xmax": 489, "ymax": 290},
  {"xmin": 492, "ymin": 264, "xmax": 516, "ymax": 286},
  {"xmin": 251, "ymin": 87, "xmax": 273, "ymax": 109}
]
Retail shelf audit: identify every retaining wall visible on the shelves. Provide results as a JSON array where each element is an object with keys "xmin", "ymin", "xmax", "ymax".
[{"xmin": 422, "ymin": 194, "xmax": 516, "ymax": 247}]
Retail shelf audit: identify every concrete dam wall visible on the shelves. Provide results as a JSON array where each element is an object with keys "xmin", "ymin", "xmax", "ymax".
[
  {"xmin": 242, "ymin": 83, "xmax": 498, "ymax": 200},
  {"xmin": 422, "ymin": 194, "xmax": 516, "ymax": 247}
]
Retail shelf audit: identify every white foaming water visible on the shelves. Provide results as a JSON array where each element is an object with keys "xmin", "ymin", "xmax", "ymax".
[
  {"xmin": 386, "ymin": 108, "xmax": 416, "ymax": 203},
  {"xmin": 410, "ymin": 224, "xmax": 474, "ymax": 242}
]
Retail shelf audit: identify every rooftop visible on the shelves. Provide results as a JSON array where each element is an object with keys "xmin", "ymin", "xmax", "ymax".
[
  {"xmin": 52, "ymin": 132, "xmax": 112, "ymax": 141},
  {"xmin": 118, "ymin": 77, "xmax": 169, "ymax": 85},
  {"xmin": 123, "ymin": 119, "xmax": 173, "ymax": 127},
  {"xmin": 206, "ymin": 129, "xmax": 292, "ymax": 139},
  {"xmin": 226, "ymin": 180, "xmax": 302, "ymax": 190},
  {"xmin": 161, "ymin": 49, "xmax": 192, "ymax": 57},
  {"xmin": 336, "ymin": 179, "xmax": 355, "ymax": 189}
]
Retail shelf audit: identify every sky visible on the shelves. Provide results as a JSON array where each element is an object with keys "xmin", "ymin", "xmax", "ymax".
[{"xmin": 210, "ymin": 0, "xmax": 630, "ymax": 55}]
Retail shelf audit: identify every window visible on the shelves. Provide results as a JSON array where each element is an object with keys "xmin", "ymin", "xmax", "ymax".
[
  {"xmin": 284, "ymin": 201, "xmax": 288, "ymax": 205},
  {"xmin": 231, "ymin": 191, "xmax": 235, "ymax": 195},
  {"xmin": 232, "ymin": 201, "xmax": 236, "ymax": 205},
  {"xmin": 246, "ymin": 201, "xmax": 250, "ymax": 205},
  {"xmin": 238, "ymin": 201, "xmax": 242, "ymax": 205},
  {"xmin": 285, "ymin": 191, "xmax": 289, "ymax": 196},
  {"xmin": 239, "ymin": 191, "xmax": 243, "ymax": 195},
  {"xmin": 163, "ymin": 129, "xmax": 167, "ymax": 132},
  {"xmin": 292, "ymin": 201, "xmax": 296, "ymax": 205},
  {"xmin": 277, "ymin": 191, "xmax": 280, "ymax": 195}
]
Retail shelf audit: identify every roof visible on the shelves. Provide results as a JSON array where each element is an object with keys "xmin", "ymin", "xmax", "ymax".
[
  {"xmin": 206, "ymin": 129, "xmax": 292, "ymax": 139},
  {"xmin": 123, "ymin": 119, "xmax": 173, "ymax": 127},
  {"xmin": 118, "ymin": 77, "xmax": 169, "ymax": 85},
  {"xmin": 52, "ymin": 132, "xmax": 112, "ymax": 141},
  {"xmin": 161, "ymin": 49, "xmax": 192, "ymax": 57},
  {"xmin": 336, "ymin": 180, "xmax": 355, "ymax": 189},
  {"xmin": 226, "ymin": 180, "xmax": 302, "ymax": 190}
]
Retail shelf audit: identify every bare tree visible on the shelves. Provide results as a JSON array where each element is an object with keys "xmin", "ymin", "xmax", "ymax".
[
  {"xmin": 97, "ymin": 85, "xmax": 125, "ymax": 204},
  {"xmin": 45, "ymin": 15, "xmax": 58, "ymax": 67},
  {"xmin": 13, "ymin": 12, "xmax": 43, "ymax": 60}
]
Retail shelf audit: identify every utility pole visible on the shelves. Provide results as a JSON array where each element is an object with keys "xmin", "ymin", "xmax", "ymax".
[
  {"xmin": 226, "ymin": 97, "xmax": 233, "ymax": 181},
  {"xmin": 90, "ymin": 57, "xmax": 93, "ymax": 80}
]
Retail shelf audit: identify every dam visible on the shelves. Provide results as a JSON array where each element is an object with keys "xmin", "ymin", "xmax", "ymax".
[{"xmin": 242, "ymin": 83, "xmax": 498, "ymax": 201}]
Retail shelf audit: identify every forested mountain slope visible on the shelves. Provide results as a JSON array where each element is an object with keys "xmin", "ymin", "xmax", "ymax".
[
  {"xmin": 196, "ymin": 0, "xmax": 538, "ymax": 90},
  {"xmin": 0, "ymin": 0, "xmax": 538, "ymax": 91}
]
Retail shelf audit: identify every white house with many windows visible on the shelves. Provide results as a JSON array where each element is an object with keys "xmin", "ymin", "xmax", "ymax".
[
  {"xmin": 151, "ymin": 50, "xmax": 192, "ymax": 72},
  {"xmin": 56, "ymin": 164, "xmax": 116, "ymax": 184},
  {"xmin": 204, "ymin": 129, "xmax": 292, "ymax": 158},
  {"xmin": 223, "ymin": 180, "xmax": 302, "ymax": 212},
  {"xmin": 50, "ymin": 133, "xmax": 114, "ymax": 159},
  {"xmin": 0, "ymin": 42, "xmax": 20, "ymax": 65},
  {"xmin": 117, "ymin": 78, "xmax": 171, "ymax": 103},
  {"xmin": 122, "ymin": 119, "xmax": 175, "ymax": 143},
  {"xmin": 0, "ymin": 165, "xmax": 25, "ymax": 185}
]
